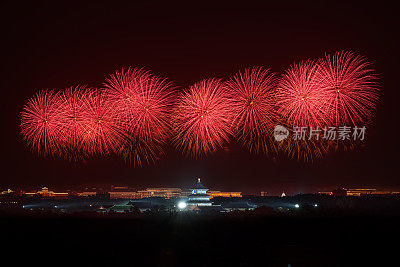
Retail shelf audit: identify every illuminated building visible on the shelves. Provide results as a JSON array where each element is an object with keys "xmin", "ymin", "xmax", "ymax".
[
  {"xmin": 77, "ymin": 192, "xmax": 97, "ymax": 197},
  {"xmin": 372, "ymin": 191, "xmax": 400, "ymax": 195},
  {"xmin": 208, "ymin": 191, "xmax": 242, "ymax": 198},
  {"xmin": 24, "ymin": 187, "xmax": 69, "ymax": 199},
  {"xmin": 108, "ymin": 187, "xmax": 143, "ymax": 199},
  {"xmin": 345, "ymin": 188, "xmax": 377, "ymax": 196},
  {"xmin": 345, "ymin": 188, "xmax": 399, "ymax": 196},
  {"xmin": 1, "ymin": 189, "xmax": 14, "ymax": 195},
  {"xmin": 135, "ymin": 190, "xmax": 154, "ymax": 199},
  {"xmin": 109, "ymin": 191, "xmax": 143, "ymax": 199},
  {"xmin": 111, "ymin": 186, "xmax": 129, "ymax": 190},
  {"xmin": 100, "ymin": 187, "xmax": 183, "ymax": 199},
  {"xmin": 260, "ymin": 191, "xmax": 268, "ymax": 197},
  {"xmin": 331, "ymin": 188, "xmax": 399, "ymax": 196},
  {"xmin": 187, "ymin": 178, "xmax": 212, "ymax": 207},
  {"xmin": 145, "ymin": 188, "xmax": 182, "ymax": 198},
  {"xmin": 108, "ymin": 188, "xmax": 181, "ymax": 199},
  {"xmin": 180, "ymin": 189, "xmax": 192, "ymax": 198}
]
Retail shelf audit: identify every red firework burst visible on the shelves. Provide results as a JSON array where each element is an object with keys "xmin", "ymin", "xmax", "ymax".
[
  {"xmin": 81, "ymin": 90, "xmax": 125, "ymax": 155},
  {"xmin": 226, "ymin": 67, "xmax": 278, "ymax": 154},
  {"xmin": 59, "ymin": 86, "xmax": 92, "ymax": 159},
  {"xmin": 274, "ymin": 125, "xmax": 330, "ymax": 162},
  {"xmin": 314, "ymin": 51, "xmax": 379, "ymax": 126},
  {"xmin": 276, "ymin": 60, "xmax": 333, "ymax": 127},
  {"xmin": 104, "ymin": 68, "xmax": 175, "ymax": 163},
  {"xmin": 20, "ymin": 90, "xmax": 66, "ymax": 156},
  {"xmin": 173, "ymin": 78, "xmax": 233, "ymax": 156}
]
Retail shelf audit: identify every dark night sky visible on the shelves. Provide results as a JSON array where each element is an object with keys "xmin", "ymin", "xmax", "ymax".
[{"xmin": 1, "ymin": 1, "xmax": 399, "ymax": 194}]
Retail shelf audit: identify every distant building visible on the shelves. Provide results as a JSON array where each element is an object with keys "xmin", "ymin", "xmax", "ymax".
[
  {"xmin": 345, "ymin": 188, "xmax": 399, "ymax": 196},
  {"xmin": 135, "ymin": 190, "xmax": 154, "ymax": 199},
  {"xmin": 345, "ymin": 188, "xmax": 377, "ymax": 196},
  {"xmin": 77, "ymin": 191, "xmax": 97, "ymax": 197},
  {"xmin": 1, "ymin": 189, "xmax": 14, "ymax": 195},
  {"xmin": 332, "ymin": 188, "xmax": 399, "ymax": 196},
  {"xmin": 187, "ymin": 178, "xmax": 212, "ymax": 207},
  {"xmin": 180, "ymin": 189, "xmax": 192, "ymax": 198},
  {"xmin": 111, "ymin": 186, "xmax": 129, "ymax": 191},
  {"xmin": 260, "ymin": 191, "xmax": 268, "ymax": 197},
  {"xmin": 109, "ymin": 188, "xmax": 181, "ymax": 199},
  {"xmin": 373, "ymin": 191, "xmax": 400, "ymax": 195},
  {"xmin": 108, "ymin": 187, "xmax": 142, "ymax": 199},
  {"xmin": 145, "ymin": 188, "xmax": 182, "ymax": 199},
  {"xmin": 208, "ymin": 191, "xmax": 242, "ymax": 198},
  {"xmin": 109, "ymin": 191, "xmax": 143, "ymax": 199},
  {"xmin": 24, "ymin": 187, "xmax": 69, "ymax": 199}
]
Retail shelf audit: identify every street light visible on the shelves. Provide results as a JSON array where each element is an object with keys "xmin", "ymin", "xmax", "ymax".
[{"xmin": 177, "ymin": 201, "xmax": 187, "ymax": 210}]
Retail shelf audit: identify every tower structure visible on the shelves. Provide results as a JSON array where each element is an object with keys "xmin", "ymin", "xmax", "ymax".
[{"xmin": 187, "ymin": 178, "xmax": 212, "ymax": 207}]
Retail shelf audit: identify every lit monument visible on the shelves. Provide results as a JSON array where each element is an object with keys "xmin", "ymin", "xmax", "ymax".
[{"xmin": 187, "ymin": 178, "xmax": 212, "ymax": 208}]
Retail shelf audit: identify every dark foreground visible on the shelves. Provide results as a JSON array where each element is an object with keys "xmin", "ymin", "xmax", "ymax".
[{"xmin": 1, "ymin": 211, "xmax": 399, "ymax": 266}]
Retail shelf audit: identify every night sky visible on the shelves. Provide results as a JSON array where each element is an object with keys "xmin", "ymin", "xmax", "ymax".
[{"xmin": 1, "ymin": 1, "xmax": 399, "ymax": 195}]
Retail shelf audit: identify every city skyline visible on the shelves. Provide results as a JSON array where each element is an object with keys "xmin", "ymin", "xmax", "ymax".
[
  {"xmin": 1, "ymin": 2, "xmax": 399, "ymax": 265},
  {"xmin": 1, "ymin": 1, "xmax": 399, "ymax": 193},
  {"xmin": 2, "ymin": 182, "xmax": 399, "ymax": 197}
]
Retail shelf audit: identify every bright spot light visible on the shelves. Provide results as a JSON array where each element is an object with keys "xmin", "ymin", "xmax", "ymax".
[
  {"xmin": 294, "ymin": 204, "xmax": 300, "ymax": 208},
  {"xmin": 314, "ymin": 204, "xmax": 318, "ymax": 207},
  {"xmin": 177, "ymin": 201, "xmax": 187, "ymax": 209}
]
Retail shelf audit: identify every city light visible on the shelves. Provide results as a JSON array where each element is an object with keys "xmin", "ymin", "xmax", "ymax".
[
  {"xmin": 294, "ymin": 204, "xmax": 300, "ymax": 208},
  {"xmin": 314, "ymin": 204, "xmax": 318, "ymax": 207},
  {"xmin": 177, "ymin": 201, "xmax": 187, "ymax": 209}
]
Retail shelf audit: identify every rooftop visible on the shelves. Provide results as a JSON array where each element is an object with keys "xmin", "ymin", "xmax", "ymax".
[{"xmin": 191, "ymin": 178, "xmax": 208, "ymax": 190}]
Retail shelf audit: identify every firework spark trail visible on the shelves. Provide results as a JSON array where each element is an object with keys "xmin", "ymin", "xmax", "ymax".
[
  {"xmin": 274, "ymin": 125, "xmax": 331, "ymax": 162},
  {"xmin": 226, "ymin": 67, "xmax": 279, "ymax": 154},
  {"xmin": 104, "ymin": 68, "xmax": 175, "ymax": 163},
  {"xmin": 19, "ymin": 53, "xmax": 381, "ymax": 163},
  {"xmin": 20, "ymin": 90, "xmax": 66, "ymax": 156},
  {"xmin": 314, "ymin": 51, "xmax": 379, "ymax": 126},
  {"xmin": 275, "ymin": 61, "xmax": 333, "ymax": 161},
  {"xmin": 81, "ymin": 90, "xmax": 125, "ymax": 155},
  {"xmin": 276, "ymin": 60, "xmax": 333, "ymax": 128},
  {"xmin": 59, "ymin": 86, "xmax": 92, "ymax": 159},
  {"xmin": 173, "ymin": 78, "xmax": 233, "ymax": 157}
]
